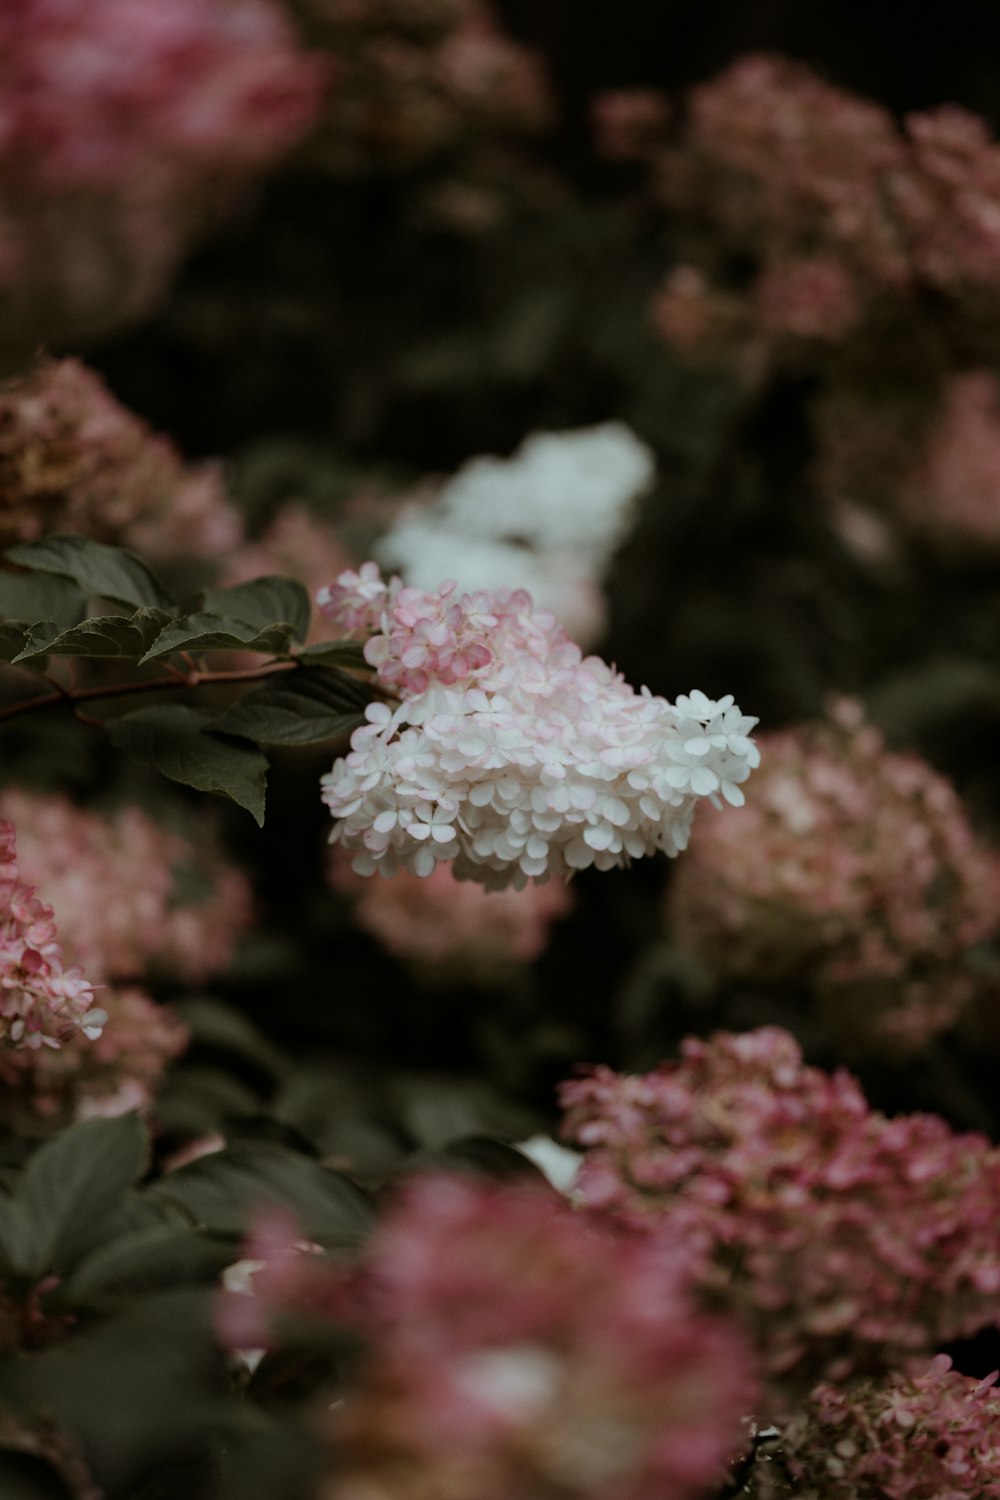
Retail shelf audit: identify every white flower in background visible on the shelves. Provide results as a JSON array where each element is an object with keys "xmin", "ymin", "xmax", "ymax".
[{"xmin": 376, "ymin": 423, "xmax": 655, "ymax": 645}]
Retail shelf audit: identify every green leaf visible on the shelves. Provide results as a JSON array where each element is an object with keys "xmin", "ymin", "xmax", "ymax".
[
  {"xmin": 200, "ymin": 576, "xmax": 311, "ymax": 642},
  {"xmin": 0, "ymin": 569, "xmax": 86, "ymax": 629},
  {"xmin": 0, "ymin": 620, "xmax": 31, "ymax": 662},
  {"xmin": 11, "ymin": 608, "xmax": 175, "ymax": 663},
  {"xmin": 0, "ymin": 1195, "xmax": 40, "ymax": 1279},
  {"xmin": 138, "ymin": 613, "xmax": 300, "ymax": 663},
  {"xmin": 294, "ymin": 639, "xmax": 369, "ymax": 670},
  {"xmin": 150, "ymin": 1142, "xmax": 374, "ymax": 1248},
  {"xmin": 106, "ymin": 705, "xmax": 267, "ymax": 824},
  {"xmin": 175, "ymin": 997, "xmax": 289, "ymax": 1081},
  {"xmin": 215, "ymin": 669, "xmax": 370, "ymax": 746},
  {"xmin": 61, "ymin": 1226, "xmax": 235, "ymax": 1302},
  {"xmin": 5, "ymin": 536, "xmax": 172, "ymax": 611},
  {"xmin": 18, "ymin": 1114, "xmax": 149, "ymax": 1275}
]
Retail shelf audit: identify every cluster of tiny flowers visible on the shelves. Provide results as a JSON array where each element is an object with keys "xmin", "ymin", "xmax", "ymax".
[
  {"xmin": 0, "ymin": 821, "xmax": 103, "ymax": 1051},
  {"xmin": 752, "ymin": 1356, "xmax": 1000, "ymax": 1499},
  {"xmin": 296, "ymin": 0, "xmax": 549, "ymax": 177},
  {"xmin": 0, "ymin": 789, "xmax": 253, "ymax": 985},
  {"xmin": 377, "ymin": 424, "xmax": 655, "ymax": 645},
  {"xmin": 330, "ymin": 848, "xmax": 572, "ymax": 984},
  {"xmin": 630, "ymin": 55, "xmax": 1000, "ymax": 367},
  {"xmin": 314, "ymin": 1176, "xmax": 755, "ymax": 1500},
  {"xmin": 319, "ymin": 566, "xmax": 759, "ymax": 888},
  {"xmin": 0, "ymin": 359, "xmax": 243, "ymax": 561},
  {"xmin": 897, "ymin": 370, "xmax": 1000, "ymax": 549},
  {"xmin": 666, "ymin": 711, "xmax": 1000, "ymax": 1048},
  {"xmin": 560, "ymin": 1027, "xmax": 1000, "ymax": 1403},
  {"xmin": 0, "ymin": 0, "xmax": 326, "ymax": 345},
  {"xmin": 0, "ymin": 985, "xmax": 188, "ymax": 1133}
]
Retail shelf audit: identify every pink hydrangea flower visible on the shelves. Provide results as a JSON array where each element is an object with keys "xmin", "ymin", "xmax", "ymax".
[
  {"xmin": 757, "ymin": 1356, "xmax": 1000, "ymax": 1499},
  {"xmin": 665, "ymin": 711, "xmax": 1000, "ymax": 1049},
  {"xmin": 299, "ymin": 0, "xmax": 549, "ymax": 178},
  {"xmin": 898, "ymin": 370, "xmax": 1000, "ymax": 549},
  {"xmin": 0, "ymin": 985, "xmax": 188, "ymax": 1132},
  {"xmin": 0, "ymin": 820, "xmax": 103, "ymax": 1050},
  {"xmin": 319, "ymin": 566, "xmax": 759, "ymax": 888},
  {"xmin": 561, "ymin": 1027, "xmax": 1000, "ymax": 1405},
  {"xmin": 0, "ymin": 788, "xmax": 253, "ymax": 985},
  {"xmin": 330, "ymin": 847, "xmax": 571, "ymax": 982},
  {"xmin": 318, "ymin": 1176, "xmax": 756, "ymax": 1500},
  {"xmin": 0, "ymin": 0, "xmax": 327, "ymax": 344},
  {"xmin": 0, "ymin": 358, "xmax": 243, "ymax": 561}
]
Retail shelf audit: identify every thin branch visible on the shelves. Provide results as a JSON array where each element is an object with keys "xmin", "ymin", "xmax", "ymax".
[{"xmin": 0, "ymin": 657, "xmax": 299, "ymax": 724}]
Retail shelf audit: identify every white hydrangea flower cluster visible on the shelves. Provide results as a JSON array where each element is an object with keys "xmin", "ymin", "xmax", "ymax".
[
  {"xmin": 376, "ymin": 423, "xmax": 655, "ymax": 645},
  {"xmin": 320, "ymin": 568, "xmax": 759, "ymax": 889}
]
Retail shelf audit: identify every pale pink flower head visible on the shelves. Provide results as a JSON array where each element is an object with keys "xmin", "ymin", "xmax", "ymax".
[
  {"xmin": 666, "ymin": 711, "xmax": 1000, "ymax": 1050},
  {"xmin": 0, "ymin": 358, "xmax": 243, "ymax": 561},
  {"xmin": 330, "ymin": 847, "xmax": 571, "ymax": 983},
  {"xmin": 320, "ymin": 566, "xmax": 759, "ymax": 889},
  {"xmin": 0, "ymin": 985, "xmax": 188, "ymax": 1133},
  {"xmin": 300, "ymin": 0, "xmax": 549, "ymax": 177},
  {"xmin": 561, "ymin": 1027, "xmax": 1000, "ymax": 1406},
  {"xmin": 0, "ymin": 820, "xmax": 104, "ymax": 1051},
  {"xmin": 0, "ymin": 0, "xmax": 327, "ymax": 344},
  {"xmin": 0, "ymin": 789, "xmax": 253, "ymax": 986},
  {"xmin": 756, "ymin": 1356, "xmax": 1000, "ymax": 1499},
  {"xmin": 898, "ymin": 369, "xmax": 1000, "ymax": 549},
  {"xmin": 321, "ymin": 1174, "xmax": 756, "ymax": 1500}
]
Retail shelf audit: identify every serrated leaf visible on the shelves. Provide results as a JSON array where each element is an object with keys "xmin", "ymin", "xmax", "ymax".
[
  {"xmin": 293, "ymin": 639, "xmax": 369, "ymax": 669},
  {"xmin": 0, "ymin": 569, "xmax": 86, "ymax": 629},
  {"xmin": 215, "ymin": 670, "xmax": 370, "ymax": 746},
  {"xmin": 0, "ymin": 620, "xmax": 31, "ymax": 662},
  {"xmin": 106, "ymin": 705, "xmax": 267, "ymax": 824},
  {"xmin": 18, "ymin": 1115, "xmax": 149, "ymax": 1275},
  {"xmin": 61, "ymin": 1226, "xmax": 234, "ymax": 1302},
  {"xmin": 150, "ymin": 1142, "xmax": 374, "ymax": 1247},
  {"xmin": 5, "ymin": 536, "xmax": 172, "ymax": 611},
  {"xmin": 11, "ymin": 608, "xmax": 175, "ymax": 663},
  {"xmin": 199, "ymin": 576, "xmax": 311, "ymax": 642},
  {"xmin": 138, "ymin": 613, "xmax": 299, "ymax": 663}
]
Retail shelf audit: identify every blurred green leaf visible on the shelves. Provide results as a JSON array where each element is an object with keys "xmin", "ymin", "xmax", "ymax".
[
  {"xmin": 294, "ymin": 640, "xmax": 368, "ymax": 669},
  {"xmin": 61, "ymin": 1226, "xmax": 235, "ymax": 1303},
  {"xmin": 0, "ymin": 570, "xmax": 86, "ymax": 629},
  {"xmin": 18, "ymin": 1115, "xmax": 149, "ymax": 1275},
  {"xmin": 4, "ymin": 536, "xmax": 172, "ymax": 612},
  {"xmin": 0, "ymin": 1195, "xmax": 40, "ymax": 1279},
  {"xmin": 11, "ymin": 609, "xmax": 175, "ymax": 663},
  {"xmin": 150, "ymin": 1142, "xmax": 374, "ymax": 1247},
  {"xmin": 106, "ymin": 706, "xmax": 267, "ymax": 824},
  {"xmin": 175, "ymin": 998, "xmax": 289, "ymax": 1082},
  {"xmin": 199, "ymin": 577, "xmax": 311, "ymax": 643},
  {"xmin": 26, "ymin": 1289, "xmax": 225, "ymax": 1496},
  {"xmin": 215, "ymin": 669, "xmax": 369, "ymax": 746}
]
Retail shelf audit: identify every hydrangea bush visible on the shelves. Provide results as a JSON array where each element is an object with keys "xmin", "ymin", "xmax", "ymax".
[{"xmin": 1, "ymin": 8, "xmax": 1000, "ymax": 1500}]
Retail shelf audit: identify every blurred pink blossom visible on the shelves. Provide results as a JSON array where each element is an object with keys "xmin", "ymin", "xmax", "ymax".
[
  {"xmin": 666, "ymin": 712, "xmax": 1000, "ymax": 1048},
  {"xmin": 0, "ymin": 820, "xmax": 103, "ymax": 1050},
  {"xmin": 561, "ymin": 1027, "xmax": 1000, "ymax": 1405},
  {"xmin": 0, "ymin": 788, "xmax": 253, "ymax": 985},
  {"xmin": 319, "ymin": 1175, "xmax": 755, "ymax": 1500},
  {"xmin": 0, "ymin": 358, "xmax": 244, "ymax": 562},
  {"xmin": 330, "ymin": 849, "xmax": 571, "ymax": 982},
  {"xmin": 0, "ymin": 0, "xmax": 327, "ymax": 345},
  {"xmin": 0, "ymin": 985, "xmax": 188, "ymax": 1131}
]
